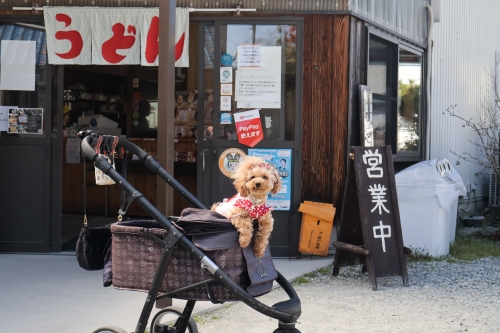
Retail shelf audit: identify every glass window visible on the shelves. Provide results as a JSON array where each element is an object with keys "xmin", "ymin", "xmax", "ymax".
[
  {"xmin": 398, "ymin": 49, "xmax": 422, "ymax": 153},
  {"xmin": 366, "ymin": 33, "xmax": 423, "ymax": 158},
  {"xmin": 216, "ymin": 23, "xmax": 297, "ymax": 141},
  {"xmin": 201, "ymin": 24, "xmax": 215, "ymax": 141},
  {"xmin": 367, "ymin": 35, "xmax": 398, "ymax": 151}
]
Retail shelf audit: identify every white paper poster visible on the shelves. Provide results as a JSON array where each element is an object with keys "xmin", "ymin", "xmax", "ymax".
[
  {"xmin": 0, "ymin": 41, "xmax": 36, "ymax": 91},
  {"xmin": 234, "ymin": 46, "xmax": 282, "ymax": 109},
  {"xmin": 43, "ymin": 7, "xmax": 92, "ymax": 65},
  {"xmin": 66, "ymin": 137, "xmax": 82, "ymax": 164},
  {"xmin": 237, "ymin": 45, "xmax": 262, "ymax": 68},
  {"xmin": 0, "ymin": 106, "xmax": 17, "ymax": 131},
  {"xmin": 235, "ymin": 70, "xmax": 281, "ymax": 103}
]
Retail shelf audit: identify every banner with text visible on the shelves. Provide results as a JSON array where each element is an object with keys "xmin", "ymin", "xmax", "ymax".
[{"xmin": 44, "ymin": 6, "xmax": 189, "ymax": 66}]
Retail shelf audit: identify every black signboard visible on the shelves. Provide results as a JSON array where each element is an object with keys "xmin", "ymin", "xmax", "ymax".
[{"xmin": 332, "ymin": 146, "xmax": 408, "ymax": 290}]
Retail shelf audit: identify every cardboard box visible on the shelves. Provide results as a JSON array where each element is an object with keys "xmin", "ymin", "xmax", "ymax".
[{"xmin": 298, "ymin": 201, "xmax": 336, "ymax": 256}]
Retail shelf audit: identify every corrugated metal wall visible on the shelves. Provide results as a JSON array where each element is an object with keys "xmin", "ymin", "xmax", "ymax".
[
  {"xmin": 1, "ymin": 0, "xmax": 428, "ymax": 45},
  {"xmin": 350, "ymin": 0, "xmax": 427, "ymax": 44},
  {"xmin": 430, "ymin": 0, "xmax": 500, "ymax": 197}
]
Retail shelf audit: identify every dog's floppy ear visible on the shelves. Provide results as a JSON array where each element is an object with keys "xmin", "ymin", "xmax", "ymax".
[
  {"xmin": 270, "ymin": 167, "xmax": 282, "ymax": 194},
  {"xmin": 232, "ymin": 175, "xmax": 250, "ymax": 197}
]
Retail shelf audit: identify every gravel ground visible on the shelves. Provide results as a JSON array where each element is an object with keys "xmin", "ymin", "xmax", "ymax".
[{"xmin": 194, "ymin": 257, "xmax": 500, "ymax": 333}]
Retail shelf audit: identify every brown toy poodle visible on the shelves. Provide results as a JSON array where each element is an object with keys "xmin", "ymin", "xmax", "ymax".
[{"xmin": 212, "ymin": 156, "xmax": 282, "ymax": 257}]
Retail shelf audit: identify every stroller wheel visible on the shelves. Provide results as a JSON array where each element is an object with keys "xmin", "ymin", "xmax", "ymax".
[
  {"xmin": 92, "ymin": 326, "xmax": 128, "ymax": 333},
  {"xmin": 151, "ymin": 307, "xmax": 198, "ymax": 333}
]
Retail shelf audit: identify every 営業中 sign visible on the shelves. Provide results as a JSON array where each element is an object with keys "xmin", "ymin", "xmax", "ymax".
[{"xmin": 332, "ymin": 146, "xmax": 408, "ymax": 291}]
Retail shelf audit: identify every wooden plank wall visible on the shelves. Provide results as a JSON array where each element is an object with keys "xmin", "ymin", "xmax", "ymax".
[{"xmin": 302, "ymin": 14, "xmax": 350, "ymax": 212}]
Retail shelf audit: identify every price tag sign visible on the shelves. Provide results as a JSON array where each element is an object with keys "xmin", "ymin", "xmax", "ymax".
[{"xmin": 234, "ymin": 109, "xmax": 263, "ymax": 147}]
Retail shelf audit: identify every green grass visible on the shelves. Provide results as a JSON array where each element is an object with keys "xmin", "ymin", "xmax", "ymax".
[
  {"xmin": 406, "ymin": 248, "xmax": 438, "ymax": 262},
  {"xmin": 193, "ymin": 315, "xmax": 203, "ymax": 323},
  {"xmin": 406, "ymin": 234, "xmax": 500, "ymax": 262},
  {"xmin": 449, "ymin": 234, "xmax": 500, "ymax": 261},
  {"xmin": 293, "ymin": 265, "xmax": 332, "ymax": 285}
]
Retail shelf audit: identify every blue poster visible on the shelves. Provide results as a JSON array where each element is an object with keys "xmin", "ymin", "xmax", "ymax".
[{"xmin": 248, "ymin": 148, "xmax": 292, "ymax": 211}]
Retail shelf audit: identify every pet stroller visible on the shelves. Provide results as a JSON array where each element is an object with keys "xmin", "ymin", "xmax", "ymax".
[{"xmin": 79, "ymin": 131, "xmax": 302, "ymax": 333}]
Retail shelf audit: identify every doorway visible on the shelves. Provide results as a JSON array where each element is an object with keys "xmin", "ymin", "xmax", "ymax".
[
  {"xmin": 196, "ymin": 18, "xmax": 304, "ymax": 257},
  {"xmin": 59, "ymin": 65, "xmax": 160, "ymax": 252}
]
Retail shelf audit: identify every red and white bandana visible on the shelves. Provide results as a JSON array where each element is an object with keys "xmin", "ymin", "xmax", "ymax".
[
  {"xmin": 234, "ymin": 198, "xmax": 271, "ymax": 219},
  {"xmin": 214, "ymin": 193, "xmax": 271, "ymax": 219}
]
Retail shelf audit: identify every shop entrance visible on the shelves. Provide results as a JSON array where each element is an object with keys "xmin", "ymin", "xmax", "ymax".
[
  {"xmin": 195, "ymin": 19, "xmax": 304, "ymax": 257},
  {"xmin": 57, "ymin": 18, "xmax": 304, "ymax": 256},
  {"xmin": 59, "ymin": 65, "xmax": 161, "ymax": 252}
]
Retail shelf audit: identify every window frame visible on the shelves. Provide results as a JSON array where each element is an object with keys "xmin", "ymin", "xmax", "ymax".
[{"xmin": 364, "ymin": 27, "xmax": 425, "ymax": 161}]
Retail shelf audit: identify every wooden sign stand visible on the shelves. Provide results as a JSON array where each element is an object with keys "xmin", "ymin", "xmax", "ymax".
[{"xmin": 332, "ymin": 146, "xmax": 409, "ymax": 291}]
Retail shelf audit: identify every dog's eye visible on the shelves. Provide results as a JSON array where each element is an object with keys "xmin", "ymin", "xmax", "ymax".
[
  {"xmin": 250, "ymin": 176, "xmax": 255, "ymax": 180},
  {"xmin": 263, "ymin": 176, "xmax": 268, "ymax": 180}
]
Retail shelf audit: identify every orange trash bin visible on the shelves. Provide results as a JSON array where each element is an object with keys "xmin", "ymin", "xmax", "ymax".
[{"xmin": 298, "ymin": 201, "xmax": 336, "ymax": 256}]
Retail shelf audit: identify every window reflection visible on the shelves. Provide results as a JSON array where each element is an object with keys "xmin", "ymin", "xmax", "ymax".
[
  {"xmin": 372, "ymin": 97, "xmax": 387, "ymax": 147},
  {"xmin": 202, "ymin": 25, "xmax": 215, "ymax": 140},
  {"xmin": 367, "ymin": 35, "xmax": 395, "ymax": 147},
  {"xmin": 218, "ymin": 24, "xmax": 296, "ymax": 141},
  {"xmin": 398, "ymin": 49, "xmax": 421, "ymax": 152},
  {"xmin": 367, "ymin": 38, "xmax": 388, "ymax": 96}
]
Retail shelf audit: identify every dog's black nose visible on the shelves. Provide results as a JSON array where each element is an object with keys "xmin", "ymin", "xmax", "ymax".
[{"xmin": 255, "ymin": 182, "xmax": 261, "ymax": 188}]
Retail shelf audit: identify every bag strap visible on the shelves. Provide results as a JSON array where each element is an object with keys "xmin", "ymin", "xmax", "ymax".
[
  {"xmin": 94, "ymin": 135, "xmax": 103, "ymax": 155},
  {"xmin": 109, "ymin": 136, "xmax": 119, "ymax": 164}
]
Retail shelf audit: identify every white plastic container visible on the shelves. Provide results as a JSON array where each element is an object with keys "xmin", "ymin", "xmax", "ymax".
[{"xmin": 395, "ymin": 159, "xmax": 466, "ymax": 256}]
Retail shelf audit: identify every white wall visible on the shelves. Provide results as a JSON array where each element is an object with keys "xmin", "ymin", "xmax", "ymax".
[{"xmin": 430, "ymin": 0, "xmax": 500, "ymax": 198}]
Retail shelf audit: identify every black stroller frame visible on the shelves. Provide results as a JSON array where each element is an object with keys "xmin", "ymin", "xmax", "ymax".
[{"xmin": 80, "ymin": 131, "xmax": 302, "ymax": 333}]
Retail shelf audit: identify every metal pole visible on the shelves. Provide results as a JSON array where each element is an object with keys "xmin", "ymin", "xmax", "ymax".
[{"xmin": 157, "ymin": 0, "xmax": 177, "ymax": 216}]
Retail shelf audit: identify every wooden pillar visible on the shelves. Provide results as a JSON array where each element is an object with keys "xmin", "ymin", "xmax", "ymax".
[{"xmin": 157, "ymin": 0, "xmax": 176, "ymax": 216}]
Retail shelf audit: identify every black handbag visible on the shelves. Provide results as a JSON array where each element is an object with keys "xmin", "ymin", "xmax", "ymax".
[{"xmin": 75, "ymin": 214, "xmax": 112, "ymax": 271}]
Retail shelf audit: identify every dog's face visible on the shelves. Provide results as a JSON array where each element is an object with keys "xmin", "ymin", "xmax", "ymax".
[{"xmin": 232, "ymin": 156, "xmax": 282, "ymax": 200}]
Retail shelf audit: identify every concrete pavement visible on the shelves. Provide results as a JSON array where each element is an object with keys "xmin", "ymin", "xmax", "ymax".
[{"xmin": 0, "ymin": 253, "xmax": 331, "ymax": 333}]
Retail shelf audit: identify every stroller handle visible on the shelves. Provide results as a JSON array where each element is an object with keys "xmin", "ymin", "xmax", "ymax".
[{"xmin": 80, "ymin": 132, "xmax": 302, "ymax": 325}]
